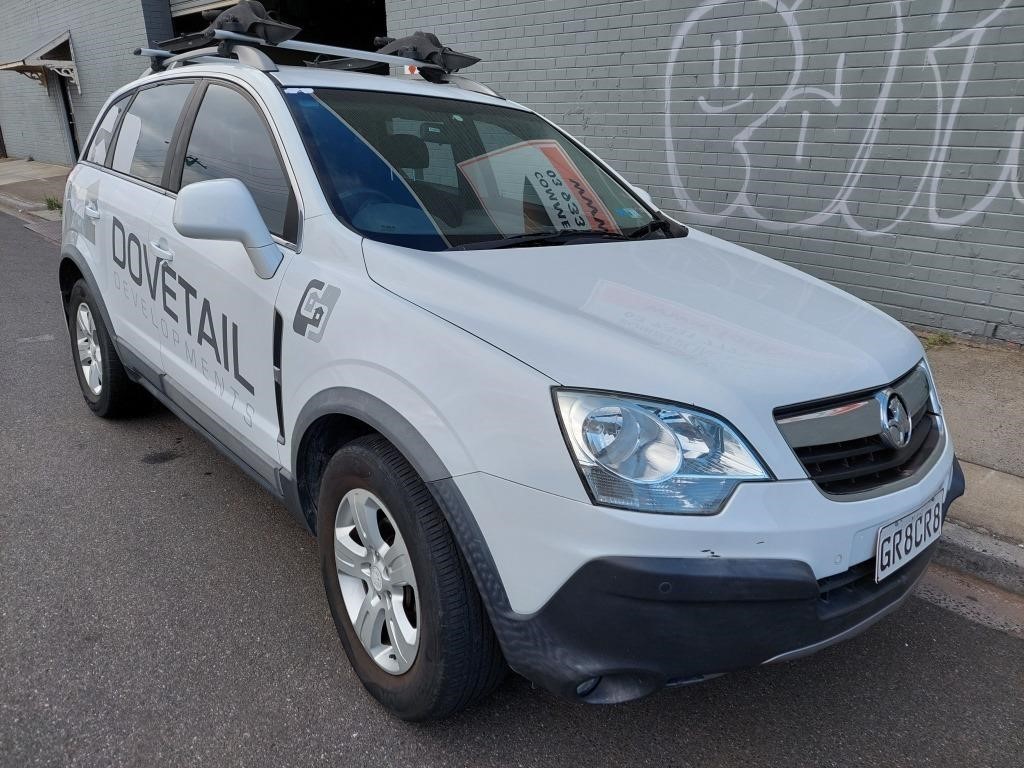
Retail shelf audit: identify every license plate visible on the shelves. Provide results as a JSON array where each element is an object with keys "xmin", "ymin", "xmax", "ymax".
[{"xmin": 875, "ymin": 492, "xmax": 944, "ymax": 582}]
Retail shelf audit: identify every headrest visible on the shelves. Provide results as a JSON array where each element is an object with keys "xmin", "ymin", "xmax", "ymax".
[{"xmin": 380, "ymin": 133, "xmax": 429, "ymax": 171}]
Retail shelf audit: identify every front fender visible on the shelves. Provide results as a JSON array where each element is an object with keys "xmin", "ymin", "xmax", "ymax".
[
  {"xmin": 288, "ymin": 385, "xmax": 521, "ymax": 645},
  {"xmin": 290, "ymin": 385, "xmax": 454, "ymax": 485}
]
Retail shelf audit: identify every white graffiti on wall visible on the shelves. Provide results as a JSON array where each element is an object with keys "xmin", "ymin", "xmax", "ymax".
[{"xmin": 662, "ymin": 0, "xmax": 1023, "ymax": 235}]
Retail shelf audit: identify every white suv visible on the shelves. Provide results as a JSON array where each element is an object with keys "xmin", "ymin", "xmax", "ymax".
[{"xmin": 60, "ymin": 16, "xmax": 964, "ymax": 720}]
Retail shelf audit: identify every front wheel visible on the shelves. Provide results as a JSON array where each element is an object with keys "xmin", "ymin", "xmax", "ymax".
[{"xmin": 317, "ymin": 434, "xmax": 505, "ymax": 720}]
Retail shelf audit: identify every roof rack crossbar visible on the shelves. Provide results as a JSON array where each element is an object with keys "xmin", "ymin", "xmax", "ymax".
[
  {"xmin": 135, "ymin": 2, "xmax": 488, "ymax": 89},
  {"xmin": 134, "ymin": 41, "xmax": 277, "ymax": 72},
  {"xmin": 142, "ymin": 3, "xmax": 478, "ymax": 82},
  {"xmin": 211, "ymin": 30, "xmax": 442, "ymax": 72},
  {"xmin": 161, "ymin": 45, "xmax": 221, "ymax": 69},
  {"xmin": 137, "ymin": 47, "xmax": 171, "ymax": 59}
]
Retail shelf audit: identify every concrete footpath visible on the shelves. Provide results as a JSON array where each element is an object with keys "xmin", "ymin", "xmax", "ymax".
[
  {"xmin": 926, "ymin": 337, "xmax": 1024, "ymax": 595},
  {"xmin": 0, "ymin": 158, "xmax": 69, "ymax": 244},
  {"xmin": 926, "ymin": 337, "xmax": 1024, "ymax": 549},
  {"xmin": 0, "ymin": 156, "xmax": 1020, "ymax": 588}
]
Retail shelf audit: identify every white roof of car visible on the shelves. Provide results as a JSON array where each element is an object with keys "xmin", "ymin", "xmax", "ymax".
[
  {"xmin": 131, "ymin": 61, "xmax": 525, "ymax": 111},
  {"xmin": 274, "ymin": 65, "xmax": 516, "ymax": 105}
]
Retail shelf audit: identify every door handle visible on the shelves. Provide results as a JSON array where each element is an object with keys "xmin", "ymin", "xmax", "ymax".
[
  {"xmin": 84, "ymin": 202, "xmax": 100, "ymax": 219},
  {"xmin": 149, "ymin": 240, "xmax": 174, "ymax": 261}
]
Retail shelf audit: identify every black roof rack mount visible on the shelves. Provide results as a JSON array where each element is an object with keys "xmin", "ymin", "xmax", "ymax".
[
  {"xmin": 137, "ymin": 1, "xmax": 480, "ymax": 84},
  {"xmin": 374, "ymin": 32, "xmax": 480, "ymax": 83}
]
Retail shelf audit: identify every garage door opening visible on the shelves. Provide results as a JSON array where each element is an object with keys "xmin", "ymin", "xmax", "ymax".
[{"xmin": 170, "ymin": 0, "xmax": 386, "ymax": 54}]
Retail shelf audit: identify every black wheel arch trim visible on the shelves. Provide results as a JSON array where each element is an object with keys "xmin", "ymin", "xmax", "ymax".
[
  {"xmin": 290, "ymin": 388, "xmax": 518, "ymax": 625},
  {"xmin": 59, "ymin": 246, "xmax": 115, "ymax": 338},
  {"xmin": 290, "ymin": 387, "xmax": 451, "ymax": 488}
]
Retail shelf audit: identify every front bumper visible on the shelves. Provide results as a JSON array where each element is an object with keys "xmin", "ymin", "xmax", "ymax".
[
  {"xmin": 442, "ymin": 457, "xmax": 964, "ymax": 703},
  {"xmin": 517, "ymin": 546, "xmax": 932, "ymax": 703}
]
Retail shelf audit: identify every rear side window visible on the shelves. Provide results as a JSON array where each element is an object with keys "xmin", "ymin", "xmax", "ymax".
[
  {"xmin": 179, "ymin": 84, "xmax": 293, "ymax": 240},
  {"xmin": 111, "ymin": 82, "xmax": 193, "ymax": 186},
  {"xmin": 85, "ymin": 94, "xmax": 129, "ymax": 166}
]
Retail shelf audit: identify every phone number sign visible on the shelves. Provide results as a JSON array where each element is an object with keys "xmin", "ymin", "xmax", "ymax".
[{"xmin": 458, "ymin": 140, "xmax": 621, "ymax": 235}]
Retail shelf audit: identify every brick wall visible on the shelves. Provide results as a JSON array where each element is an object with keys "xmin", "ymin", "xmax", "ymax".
[
  {"xmin": 0, "ymin": 1, "xmax": 172, "ymax": 166},
  {"xmin": 386, "ymin": 0, "xmax": 1024, "ymax": 343}
]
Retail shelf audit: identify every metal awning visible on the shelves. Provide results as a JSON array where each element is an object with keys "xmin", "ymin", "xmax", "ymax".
[{"xmin": 0, "ymin": 31, "xmax": 79, "ymax": 93}]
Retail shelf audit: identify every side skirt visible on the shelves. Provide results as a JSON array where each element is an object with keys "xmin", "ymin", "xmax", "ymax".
[{"xmin": 116, "ymin": 339, "xmax": 310, "ymax": 533}]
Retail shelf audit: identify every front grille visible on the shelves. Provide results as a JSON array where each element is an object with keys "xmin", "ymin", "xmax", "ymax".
[
  {"xmin": 775, "ymin": 366, "xmax": 943, "ymax": 497},
  {"xmin": 796, "ymin": 404, "xmax": 938, "ymax": 494}
]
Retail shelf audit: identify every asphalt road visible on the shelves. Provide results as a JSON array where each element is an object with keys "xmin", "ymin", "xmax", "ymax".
[{"xmin": 1, "ymin": 210, "xmax": 1022, "ymax": 768}]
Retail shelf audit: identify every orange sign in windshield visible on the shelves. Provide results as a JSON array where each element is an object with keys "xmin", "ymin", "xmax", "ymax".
[{"xmin": 458, "ymin": 140, "xmax": 621, "ymax": 235}]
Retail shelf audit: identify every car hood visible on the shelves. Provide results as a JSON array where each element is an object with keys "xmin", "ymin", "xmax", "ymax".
[{"xmin": 362, "ymin": 230, "xmax": 923, "ymax": 473}]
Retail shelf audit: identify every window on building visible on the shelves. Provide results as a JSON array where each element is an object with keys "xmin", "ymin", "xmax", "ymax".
[
  {"xmin": 170, "ymin": 0, "xmax": 386, "ymax": 59},
  {"xmin": 179, "ymin": 84, "xmax": 293, "ymax": 240},
  {"xmin": 111, "ymin": 83, "xmax": 194, "ymax": 186}
]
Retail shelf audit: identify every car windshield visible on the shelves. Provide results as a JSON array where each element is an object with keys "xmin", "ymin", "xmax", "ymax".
[{"xmin": 285, "ymin": 87, "xmax": 661, "ymax": 250}]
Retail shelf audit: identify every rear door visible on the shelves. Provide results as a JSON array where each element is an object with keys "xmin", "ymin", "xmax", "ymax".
[
  {"xmin": 66, "ymin": 92, "xmax": 131, "ymax": 299},
  {"xmin": 96, "ymin": 81, "xmax": 196, "ymax": 372},
  {"xmin": 150, "ymin": 80, "xmax": 298, "ymax": 471}
]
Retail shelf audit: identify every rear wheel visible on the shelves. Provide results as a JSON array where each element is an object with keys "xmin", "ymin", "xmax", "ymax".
[
  {"xmin": 318, "ymin": 434, "xmax": 506, "ymax": 720},
  {"xmin": 67, "ymin": 280, "xmax": 144, "ymax": 418}
]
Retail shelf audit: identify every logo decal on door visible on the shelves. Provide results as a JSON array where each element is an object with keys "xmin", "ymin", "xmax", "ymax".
[{"xmin": 293, "ymin": 280, "xmax": 340, "ymax": 342}]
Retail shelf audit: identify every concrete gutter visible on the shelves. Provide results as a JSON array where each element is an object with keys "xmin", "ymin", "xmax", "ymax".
[
  {"xmin": 936, "ymin": 520, "xmax": 1024, "ymax": 597},
  {"xmin": 923, "ymin": 339, "xmax": 1024, "ymax": 593},
  {"xmin": 936, "ymin": 460, "xmax": 1023, "ymax": 597},
  {"xmin": 948, "ymin": 461, "xmax": 1024, "ymax": 544}
]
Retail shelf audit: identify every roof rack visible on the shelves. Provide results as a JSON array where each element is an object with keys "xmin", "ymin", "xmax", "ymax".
[
  {"xmin": 137, "ymin": 40, "xmax": 277, "ymax": 73},
  {"xmin": 135, "ymin": 1, "xmax": 480, "ymax": 85}
]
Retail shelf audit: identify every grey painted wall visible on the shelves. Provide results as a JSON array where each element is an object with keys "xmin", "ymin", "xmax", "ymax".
[
  {"xmin": 387, "ymin": 0, "xmax": 1024, "ymax": 342},
  {"xmin": 0, "ymin": 1, "xmax": 172, "ymax": 165}
]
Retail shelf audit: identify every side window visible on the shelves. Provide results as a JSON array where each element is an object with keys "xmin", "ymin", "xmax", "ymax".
[
  {"xmin": 111, "ymin": 83, "xmax": 193, "ymax": 186},
  {"xmin": 85, "ymin": 95, "xmax": 129, "ymax": 166},
  {"xmin": 180, "ymin": 84, "xmax": 292, "ymax": 239}
]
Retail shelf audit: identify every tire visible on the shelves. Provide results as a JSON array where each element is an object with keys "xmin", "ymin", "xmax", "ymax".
[
  {"xmin": 318, "ymin": 434, "xmax": 506, "ymax": 720},
  {"xmin": 66, "ymin": 280, "xmax": 145, "ymax": 418}
]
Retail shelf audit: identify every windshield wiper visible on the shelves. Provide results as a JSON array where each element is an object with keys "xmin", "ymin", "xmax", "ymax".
[
  {"xmin": 452, "ymin": 229, "xmax": 629, "ymax": 250},
  {"xmin": 627, "ymin": 217, "xmax": 680, "ymax": 240}
]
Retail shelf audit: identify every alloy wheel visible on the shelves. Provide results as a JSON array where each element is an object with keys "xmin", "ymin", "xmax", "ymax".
[
  {"xmin": 75, "ymin": 303, "xmax": 103, "ymax": 396},
  {"xmin": 334, "ymin": 488, "xmax": 420, "ymax": 674}
]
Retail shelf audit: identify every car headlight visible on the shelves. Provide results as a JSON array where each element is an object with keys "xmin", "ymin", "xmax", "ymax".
[{"xmin": 554, "ymin": 390, "xmax": 770, "ymax": 514}]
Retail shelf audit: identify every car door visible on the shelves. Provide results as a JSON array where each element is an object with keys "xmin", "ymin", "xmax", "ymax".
[
  {"xmin": 150, "ymin": 80, "xmax": 298, "ymax": 471},
  {"xmin": 94, "ymin": 81, "xmax": 196, "ymax": 373},
  {"xmin": 66, "ymin": 92, "xmax": 131, "ymax": 312}
]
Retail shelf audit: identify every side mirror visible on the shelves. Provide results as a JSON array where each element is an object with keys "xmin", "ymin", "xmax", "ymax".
[
  {"xmin": 630, "ymin": 184, "xmax": 655, "ymax": 208},
  {"xmin": 173, "ymin": 178, "xmax": 282, "ymax": 279}
]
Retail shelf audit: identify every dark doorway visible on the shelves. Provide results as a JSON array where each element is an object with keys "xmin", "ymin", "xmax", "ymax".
[
  {"xmin": 56, "ymin": 74, "xmax": 81, "ymax": 159},
  {"xmin": 171, "ymin": 0, "xmax": 386, "ymax": 52}
]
